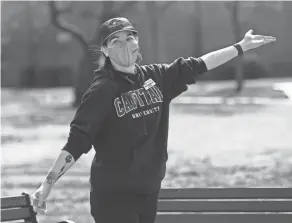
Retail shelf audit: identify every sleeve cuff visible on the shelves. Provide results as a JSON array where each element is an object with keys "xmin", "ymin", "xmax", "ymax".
[
  {"xmin": 62, "ymin": 144, "xmax": 83, "ymax": 162},
  {"xmin": 196, "ymin": 57, "xmax": 208, "ymax": 73}
]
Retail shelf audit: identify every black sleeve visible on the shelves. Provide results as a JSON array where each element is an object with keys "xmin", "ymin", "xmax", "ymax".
[
  {"xmin": 62, "ymin": 78, "xmax": 115, "ymax": 161},
  {"xmin": 159, "ymin": 57, "xmax": 207, "ymax": 101}
]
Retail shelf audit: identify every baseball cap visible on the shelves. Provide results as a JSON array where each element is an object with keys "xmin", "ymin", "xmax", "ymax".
[{"xmin": 99, "ymin": 17, "xmax": 138, "ymax": 46}]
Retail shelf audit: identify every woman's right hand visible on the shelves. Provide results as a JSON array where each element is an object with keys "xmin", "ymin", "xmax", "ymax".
[{"xmin": 31, "ymin": 183, "xmax": 51, "ymax": 214}]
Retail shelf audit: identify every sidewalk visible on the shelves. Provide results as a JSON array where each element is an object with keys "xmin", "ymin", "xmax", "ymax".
[
  {"xmin": 172, "ymin": 96, "xmax": 292, "ymax": 106},
  {"xmin": 172, "ymin": 78, "xmax": 292, "ymax": 106}
]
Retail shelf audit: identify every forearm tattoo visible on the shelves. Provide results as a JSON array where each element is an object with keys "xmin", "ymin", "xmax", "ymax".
[
  {"xmin": 59, "ymin": 155, "xmax": 73, "ymax": 175},
  {"xmin": 45, "ymin": 172, "xmax": 59, "ymax": 185},
  {"xmin": 45, "ymin": 155, "xmax": 73, "ymax": 184}
]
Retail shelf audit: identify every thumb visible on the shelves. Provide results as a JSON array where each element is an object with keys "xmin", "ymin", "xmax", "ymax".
[
  {"xmin": 247, "ymin": 29, "xmax": 253, "ymax": 35},
  {"xmin": 32, "ymin": 191, "xmax": 41, "ymax": 206}
]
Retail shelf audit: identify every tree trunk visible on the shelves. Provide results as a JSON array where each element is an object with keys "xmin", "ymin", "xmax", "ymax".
[
  {"xmin": 74, "ymin": 1, "xmax": 133, "ymax": 107},
  {"xmin": 49, "ymin": 1, "xmax": 138, "ymax": 107},
  {"xmin": 225, "ymin": 2, "xmax": 244, "ymax": 95},
  {"xmin": 193, "ymin": 1, "xmax": 203, "ymax": 57},
  {"xmin": 146, "ymin": 2, "xmax": 159, "ymax": 63},
  {"xmin": 48, "ymin": 1, "xmax": 94, "ymax": 107},
  {"xmin": 230, "ymin": 2, "xmax": 244, "ymax": 95},
  {"xmin": 73, "ymin": 55, "xmax": 95, "ymax": 107}
]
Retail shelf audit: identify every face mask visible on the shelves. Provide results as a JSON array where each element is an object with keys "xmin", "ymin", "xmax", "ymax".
[{"xmin": 107, "ymin": 40, "xmax": 139, "ymax": 67}]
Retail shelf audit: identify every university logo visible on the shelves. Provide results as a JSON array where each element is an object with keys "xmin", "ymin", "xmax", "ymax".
[{"xmin": 114, "ymin": 86, "xmax": 163, "ymax": 118}]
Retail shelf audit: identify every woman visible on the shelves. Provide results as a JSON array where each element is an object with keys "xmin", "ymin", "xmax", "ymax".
[{"xmin": 32, "ymin": 17, "xmax": 276, "ymax": 223}]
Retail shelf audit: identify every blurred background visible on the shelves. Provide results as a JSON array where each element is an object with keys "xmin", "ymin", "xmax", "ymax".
[{"xmin": 1, "ymin": 1, "xmax": 292, "ymax": 223}]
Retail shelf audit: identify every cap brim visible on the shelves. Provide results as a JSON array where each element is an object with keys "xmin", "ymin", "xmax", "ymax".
[{"xmin": 101, "ymin": 27, "xmax": 138, "ymax": 46}]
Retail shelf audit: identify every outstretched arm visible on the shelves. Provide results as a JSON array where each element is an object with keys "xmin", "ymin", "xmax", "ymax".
[
  {"xmin": 201, "ymin": 29, "xmax": 276, "ymax": 70},
  {"xmin": 158, "ymin": 30, "xmax": 276, "ymax": 102}
]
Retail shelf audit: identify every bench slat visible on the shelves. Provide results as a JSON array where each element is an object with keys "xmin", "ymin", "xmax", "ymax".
[
  {"xmin": 155, "ymin": 213, "xmax": 292, "ymax": 223},
  {"xmin": 1, "ymin": 195, "xmax": 29, "ymax": 209},
  {"xmin": 158, "ymin": 200, "xmax": 292, "ymax": 212},
  {"xmin": 159, "ymin": 188, "xmax": 292, "ymax": 199},
  {"xmin": 1, "ymin": 207, "xmax": 32, "ymax": 222},
  {"xmin": 160, "ymin": 188, "xmax": 292, "ymax": 199},
  {"xmin": 11, "ymin": 221, "xmax": 34, "ymax": 223}
]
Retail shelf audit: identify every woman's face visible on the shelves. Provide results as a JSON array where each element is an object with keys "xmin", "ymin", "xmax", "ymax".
[{"xmin": 102, "ymin": 30, "xmax": 139, "ymax": 67}]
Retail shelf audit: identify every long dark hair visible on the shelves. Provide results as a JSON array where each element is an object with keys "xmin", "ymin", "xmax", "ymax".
[{"xmin": 88, "ymin": 45, "xmax": 105, "ymax": 67}]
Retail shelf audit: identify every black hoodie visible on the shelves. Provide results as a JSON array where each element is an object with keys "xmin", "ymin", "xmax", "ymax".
[{"xmin": 62, "ymin": 57, "xmax": 207, "ymax": 194}]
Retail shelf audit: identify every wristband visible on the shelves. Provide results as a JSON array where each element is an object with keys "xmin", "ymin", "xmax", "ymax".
[{"xmin": 233, "ymin": 43, "xmax": 244, "ymax": 56}]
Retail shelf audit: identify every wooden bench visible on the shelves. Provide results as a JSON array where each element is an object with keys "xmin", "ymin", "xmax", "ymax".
[
  {"xmin": 156, "ymin": 188, "xmax": 292, "ymax": 223},
  {"xmin": 1, "ymin": 193, "xmax": 37, "ymax": 223},
  {"xmin": 2, "ymin": 188, "xmax": 292, "ymax": 223}
]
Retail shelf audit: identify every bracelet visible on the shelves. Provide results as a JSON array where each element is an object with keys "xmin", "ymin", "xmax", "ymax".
[{"xmin": 233, "ymin": 43, "xmax": 244, "ymax": 56}]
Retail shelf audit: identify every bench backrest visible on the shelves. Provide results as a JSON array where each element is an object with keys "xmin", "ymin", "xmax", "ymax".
[
  {"xmin": 1, "ymin": 193, "xmax": 37, "ymax": 223},
  {"xmin": 1, "ymin": 188, "xmax": 291, "ymax": 223},
  {"xmin": 156, "ymin": 188, "xmax": 292, "ymax": 223}
]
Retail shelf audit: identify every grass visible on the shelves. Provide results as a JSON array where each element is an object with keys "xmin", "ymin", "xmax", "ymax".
[
  {"xmin": 2, "ymin": 148, "xmax": 292, "ymax": 223},
  {"xmin": 1, "ymin": 81, "xmax": 292, "ymax": 223}
]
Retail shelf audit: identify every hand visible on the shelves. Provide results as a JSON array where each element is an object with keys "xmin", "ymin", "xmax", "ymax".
[
  {"xmin": 31, "ymin": 183, "xmax": 51, "ymax": 215},
  {"xmin": 239, "ymin": 29, "xmax": 276, "ymax": 52}
]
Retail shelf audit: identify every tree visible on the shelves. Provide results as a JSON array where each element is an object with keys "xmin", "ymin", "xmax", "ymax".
[
  {"xmin": 225, "ymin": 2, "xmax": 244, "ymax": 96},
  {"xmin": 193, "ymin": 1, "xmax": 203, "ymax": 57},
  {"xmin": 145, "ymin": 1, "xmax": 174, "ymax": 63},
  {"xmin": 49, "ymin": 1, "xmax": 137, "ymax": 107}
]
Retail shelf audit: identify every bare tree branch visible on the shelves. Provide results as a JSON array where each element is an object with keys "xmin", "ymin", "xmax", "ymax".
[{"xmin": 48, "ymin": 1, "xmax": 89, "ymax": 52}]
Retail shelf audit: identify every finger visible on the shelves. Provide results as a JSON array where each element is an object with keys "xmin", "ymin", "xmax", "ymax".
[
  {"xmin": 31, "ymin": 193, "xmax": 46, "ymax": 211},
  {"xmin": 263, "ymin": 36, "xmax": 276, "ymax": 41},
  {"xmin": 265, "ymin": 39, "xmax": 276, "ymax": 44},
  {"xmin": 254, "ymin": 35, "xmax": 264, "ymax": 40},
  {"xmin": 262, "ymin": 35, "xmax": 276, "ymax": 39},
  {"xmin": 36, "ymin": 207, "xmax": 46, "ymax": 215},
  {"xmin": 35, "ymin": 202, "xmax": 47, "ymax": 215},
  {"xmin": 261, "ymin": 38, "xmax": 276, "ymax": 44},
  {"xmin": 255, "ymin": 35, "xmax": 276, "ymax": 41},
  {"xmin": 32, "ymin": 197, "xmax": 39, "ymax": 208},
  {"xmin": 262, "ymin": 39, "xmax": 274, "ymax": 45},
  {"xmin": 252, "ymin": 40, "xmax": 268, "ymax": 46},
  {"xmin": 32, "ymin": 204, "xmax": 39, "ymax": 213},
  {"xmin": 39, "ymin": 201, "xmax": 47, "ymax": 211},
  {"xmin": 31, "ymin": 194, "xmax": 40, "ymax": 207}
]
